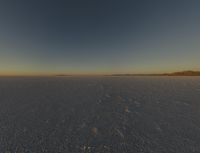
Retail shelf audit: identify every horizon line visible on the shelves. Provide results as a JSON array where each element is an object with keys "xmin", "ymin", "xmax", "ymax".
[{"xmin": 0, "ymin": 70, "xmax": 200, "ymax": 77}]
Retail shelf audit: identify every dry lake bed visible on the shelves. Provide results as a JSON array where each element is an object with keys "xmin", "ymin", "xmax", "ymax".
[{"xmin": 0, "ymin": 76, "xmax": 200, "ymax": 153}]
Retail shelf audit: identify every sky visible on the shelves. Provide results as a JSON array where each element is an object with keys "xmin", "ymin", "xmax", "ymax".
[{"xmin": 0, "ymin": 0, "xmax": 200, "ymax": 75}]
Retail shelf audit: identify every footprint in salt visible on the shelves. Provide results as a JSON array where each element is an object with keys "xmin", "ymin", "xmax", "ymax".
[
  {"xmin": 124, "ymin": 106, "xmax": 131, "ymax": 113},
  {"xmin": 134, "ymin": 100, "xmax": 141, "ymax": 107}
]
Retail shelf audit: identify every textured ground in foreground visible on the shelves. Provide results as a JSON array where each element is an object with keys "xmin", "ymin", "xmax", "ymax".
[{"xmin": 0, "ymin": 77, "xmax": 200, "ymax": 153}]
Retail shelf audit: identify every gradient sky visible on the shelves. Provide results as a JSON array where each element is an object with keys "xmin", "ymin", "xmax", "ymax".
[{"xmin": 0, "ymin": 0, "xmax": 200, "ymax": 75}]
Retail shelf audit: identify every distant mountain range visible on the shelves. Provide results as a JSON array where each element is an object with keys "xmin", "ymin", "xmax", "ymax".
[
  {"xmin": 54, "ymin": 71, "xmax": 200, "ymax": 77},
  {"xmin": 109, "ymin": 71, "xmax": 200, "ymax": 76},
  {"xmin": 163, "ymin": 71, "xmax": 200, "ymax": 76}
]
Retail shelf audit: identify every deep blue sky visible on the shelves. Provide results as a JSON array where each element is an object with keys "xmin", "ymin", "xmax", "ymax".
[{"xmin": 0, "ymin": 0, "xmax": 200, "ymax": 75}]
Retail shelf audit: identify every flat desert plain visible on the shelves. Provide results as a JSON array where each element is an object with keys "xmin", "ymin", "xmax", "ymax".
[{"xmin": 0, "ymin": 77, "xmax": 200, "ymax": 153}]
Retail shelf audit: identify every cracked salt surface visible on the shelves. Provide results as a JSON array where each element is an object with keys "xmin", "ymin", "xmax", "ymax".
[{"xmin": 0, "ymin": 76, "xmax": 200, "ymax": 153}]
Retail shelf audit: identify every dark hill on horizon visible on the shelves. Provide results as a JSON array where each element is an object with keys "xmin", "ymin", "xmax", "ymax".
[
  {"xmin": 164, "ymin": 71, "xmax": 200, "ymax": 76},
  {"xmin": 109, "ymin": 70, "xmax": 200, "ymax": 76}
]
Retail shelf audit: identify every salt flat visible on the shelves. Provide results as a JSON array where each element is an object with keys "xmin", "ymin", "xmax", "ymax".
[{"xmin": 0, "ymin": 77, "xmax": 200, "ymax": 153}]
